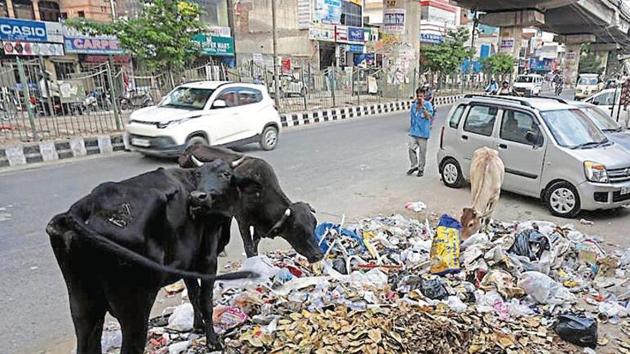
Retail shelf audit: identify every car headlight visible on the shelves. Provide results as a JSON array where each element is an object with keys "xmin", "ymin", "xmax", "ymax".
[
  {"xmin": 584, "ymin": 161, "xmax": 608, "ymax": 182},
  {"xmin": 157, "ymin": 118, "xmax": 189, "ymax": 129}
]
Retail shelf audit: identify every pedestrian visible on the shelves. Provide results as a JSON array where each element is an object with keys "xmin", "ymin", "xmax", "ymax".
[
  {"xmin": 407, "ymin": 87, "xmax": 434, "ymax": 177},
  {"xmin": 485, "ymin": 79, "xmax": 498, "ymax": 95}
]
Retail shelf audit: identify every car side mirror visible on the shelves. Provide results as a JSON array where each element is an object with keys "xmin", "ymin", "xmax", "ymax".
[
  {"xmin": 592, "ymin": 101, "xmax": 600, "ymax": 106},
  {"xmin": 212, "ymin": 99, "xmax": 227, "ymax": 109},
  {"xmin": 526, "ymin": 130, "xmax": 543, "ymax": 147}
]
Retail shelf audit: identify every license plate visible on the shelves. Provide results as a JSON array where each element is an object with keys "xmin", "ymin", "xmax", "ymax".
[
  {"xmin": 621, "ymin": 186, "xmax": 630, "ymax": 195},
  {"xmin": 131, "ymin": 138, "xmax": 150, "ymax": 147}
]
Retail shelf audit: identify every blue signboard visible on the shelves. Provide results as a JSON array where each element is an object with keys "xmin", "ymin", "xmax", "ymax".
[
  {"xmin": 420, "ymin": 33, "xmax": 443, "ymax": 44},
  {"xmin": 0, "ymin": 17, "xmax": 63, "ymax": 43},
  {"xmin": 347, "ymin": 44, "xmax": 364, "ymax": 53},
  {"xmin": 353, "ymin": 53, "xmax": 375, "ymax": 66},
  {"xmin": 348, "ymin": 27, "xmax": 364, "ymax": 42},
  {"xmin": 480, "ymin": 44, "xmax": 491, "ymax": 59}
]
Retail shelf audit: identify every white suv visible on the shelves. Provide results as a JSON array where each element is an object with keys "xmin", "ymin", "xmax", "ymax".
[{"xmin": 126, "ymin": 81, "xmax": 281, "ymax": 157}]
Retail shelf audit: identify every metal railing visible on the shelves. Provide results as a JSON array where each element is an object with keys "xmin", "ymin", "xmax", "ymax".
[{"xmin": 0, "ymin": 59, "xmax": 475, "ymax": 146}]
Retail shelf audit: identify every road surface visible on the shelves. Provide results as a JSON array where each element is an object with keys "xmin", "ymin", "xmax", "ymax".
[{"xmin": 2, "ymin": 89, "xmax": 628, "ymax": 354}]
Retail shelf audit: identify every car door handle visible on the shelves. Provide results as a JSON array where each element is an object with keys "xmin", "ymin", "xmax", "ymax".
[
  {"xmin": 498, "ymin": 144, "xmax": 507, "ymax": 149},
  {"xmin": 461, "ymin": 135, "xmax": 468, "ymax": 140}
]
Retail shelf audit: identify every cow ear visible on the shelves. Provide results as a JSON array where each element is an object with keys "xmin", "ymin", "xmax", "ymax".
[
  {"xmin": 307, "ymin": 203, "xmax": 316, "ymax": 213},
  {"xmin": 231, "ymin": 175, "xmax": 262, "ymax": 194}
]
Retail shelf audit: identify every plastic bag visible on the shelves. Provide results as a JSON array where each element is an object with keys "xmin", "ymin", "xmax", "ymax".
[
  {"xmin": 404, "ymin": 201, "xmax": 427, "ymax": 212},
  {"xmin": 517, "ymin": 271, "xmax": 575, "ymax": 304},
  {"xmin": 508, "ymin": 229, "xmax": 549, "ymax": 261},
  {"xmin": 420, "ymin": 277, "xmax": 449, "ymax": 300},
  {"xmin": 446, "ymin": 296, "xmax": 467, "ymax": 313},
  {"xmin": 553, "ymin": 314, "xmax": 598, "ymax": 348},
  {"xmin": 167, "ymin": 303, "xmax": 194, "ymax": 332},
  {"xmin": 429, "ymin": 214, "xmax": 462, "ymax": 275},
  {"xmin": 168, "ymin": 341, "xmax": 190, "ymax": 354}
]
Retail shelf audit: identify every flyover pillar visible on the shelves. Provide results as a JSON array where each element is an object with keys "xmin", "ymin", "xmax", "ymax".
[
  {"xmin": 557, "ymin": 34, "xmax": 596, "ymax": 86},
  {"xmin": 479, "ymin": 10, "xmax": 545, "ymax": 80},
  {"xmin": 591, "ymin": 43, "xmax": 620, "ymax": 77}
]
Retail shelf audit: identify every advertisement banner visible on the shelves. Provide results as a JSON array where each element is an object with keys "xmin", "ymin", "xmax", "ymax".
[
  {"xmin": 193, "ymin": 34, "xmax": 235, "ymax": 56},
  {"xmin": 348, "ymin": 27, "xmax": 364, "ymax": 42},
  {"xmin": 309, "ymin": 24, "xmax": 335, "ymax": 42},
  {"xmin": 314, "ymin": 0, "xmax": 342, "ymax": 24},
  {"xmin": 383, "ymin": 8, "xmax": 405, "ymax": 34},
  {"xmin": 64, "ymin": 36, "xmax": 123, "ymax": 55},
  {"xmin": 0, "ymin": 18, "xmax": 63, "ymax": 43},
  {"xmin": 281, "ymin": 57, "xmax": 291, "ymax": 74},
  {"xmin": 3, "ymin": 41, "xmax": 64, "ymax": 56},
  {"xmin": 353, "ymin": 53, "xmax": 375, "ymax": 66}
]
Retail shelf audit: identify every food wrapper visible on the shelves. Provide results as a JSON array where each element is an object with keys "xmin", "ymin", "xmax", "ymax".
[{"xmin": 429, "ymin": 214, "xmax": 462, "ymax": 275}]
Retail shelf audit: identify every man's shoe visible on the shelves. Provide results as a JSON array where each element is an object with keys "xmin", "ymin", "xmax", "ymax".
[
  {"xmin": 417, "ymin": 170, "xmax": 424, "ymax": 177},
  {"xmin": 406, "ymin": 167, "xmax": 418, "ymax": 176}
]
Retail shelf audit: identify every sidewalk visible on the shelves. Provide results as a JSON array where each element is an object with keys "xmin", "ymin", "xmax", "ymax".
[{"xmin": 0, "ymin": 93, "xmax": 467, "ymax": 170}]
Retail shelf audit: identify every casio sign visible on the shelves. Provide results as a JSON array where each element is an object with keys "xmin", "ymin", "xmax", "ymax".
[{"xmin": 0, "ymin": 24, "xmax": 46, "ymax": 38}]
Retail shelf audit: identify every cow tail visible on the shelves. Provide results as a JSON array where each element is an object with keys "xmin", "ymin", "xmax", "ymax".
[{"xmin": 62, "ymin": 213, "xmax": 257, "ymax": 282}]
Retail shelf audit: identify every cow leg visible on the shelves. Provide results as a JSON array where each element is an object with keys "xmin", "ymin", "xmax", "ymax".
[
  {"xmin": 107, "ymin": 285, "xmax": 158, "ymax": 354},
  {"xmin": 252, "ymin": 229, "xmax": 263, "ymax": 255},
  {"xmin": 199, "ymin": 226, "xmax": 222, "ymax": 350},
  {"xmin": 238, "ymin": 222, "xmax": 257, "ymax": 257},
  {"xmin": 184, "ymin": 279, "xmax": 205, "ymax": 330},
  {"xmin": 49, "ymin": 227, "xmax": 106, "ymax": 354}
]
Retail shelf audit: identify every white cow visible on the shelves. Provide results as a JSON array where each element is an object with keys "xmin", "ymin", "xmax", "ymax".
[{"xmin": 460, "ymin": 147, "xmax": 505, "ymax": 240}]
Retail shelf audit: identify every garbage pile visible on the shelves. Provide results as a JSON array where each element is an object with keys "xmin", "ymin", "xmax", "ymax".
[{"xmin": 105, "ymin": 213, "xmax": 630, "ymax": 353}]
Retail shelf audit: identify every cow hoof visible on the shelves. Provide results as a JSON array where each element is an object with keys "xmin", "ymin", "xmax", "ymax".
[{"xmin": 206, "ymin": 334, "xmax": 223, "ymax": 351}]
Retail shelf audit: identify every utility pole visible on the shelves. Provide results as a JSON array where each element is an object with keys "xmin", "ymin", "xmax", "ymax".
[
  {"xmin": 271, "ymin": 0, "xmax": 280, "ymax": 108},
  {"xmin": 109, "ymin": 0, "xmax": 117, "ymax": 20},
  {"xmin": 227, "ymin": 0, "xmax": 237, "ymax": 64},
  {"xmin": 467, "ymin": 10, "xmax": 479, "ymax": 91}
]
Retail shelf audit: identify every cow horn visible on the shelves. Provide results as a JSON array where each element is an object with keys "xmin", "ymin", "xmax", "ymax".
[
  {"xmin": 265, "ymin": 208, "xmax": 291, "ymax": 238},
  {"xmin": 231, "ymin": 155, "xmax": 246, "ymax": 168},
  {"xmin": 191, "ymin": 155, "xmax": 204, "ymax": 167}
]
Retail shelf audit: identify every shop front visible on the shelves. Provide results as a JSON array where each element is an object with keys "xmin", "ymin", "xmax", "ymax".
[{"xmin": 192, "ymin": 28, "xmax": 235, "ymax": 68}]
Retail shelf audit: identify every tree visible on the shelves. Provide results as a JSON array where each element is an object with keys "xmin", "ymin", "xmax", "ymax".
[
  {"xmin": 481, "ymin": 53, "xmax": 516, "ymax": 79},
  {"xmin": 67, "ymin": 0, "xmax": 204, "ymax": 70},
  {"xmin": 420, "ymin": 27, "xmax": 474, "ymax": 85},
  {"xmin": 578, "ymin": 44, "xmax": 604, "ymax": 74}
]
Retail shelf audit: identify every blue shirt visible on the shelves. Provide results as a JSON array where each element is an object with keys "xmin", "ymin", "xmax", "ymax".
[{"xmin": 409, "ymin": 100, "xmax": 434, "ymax": 138}]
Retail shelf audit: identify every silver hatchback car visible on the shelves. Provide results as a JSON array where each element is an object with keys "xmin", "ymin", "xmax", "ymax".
[{"xmin": 437, "ymin": 95, "xmax": 630, "ymax": 217}]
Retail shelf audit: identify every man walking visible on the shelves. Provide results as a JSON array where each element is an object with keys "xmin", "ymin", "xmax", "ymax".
[{"xmin": 407, "ymin": 87, "xmax": 434, "ymax": 177}]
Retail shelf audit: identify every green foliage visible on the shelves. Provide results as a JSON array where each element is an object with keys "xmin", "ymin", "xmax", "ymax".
[
  {"xmin": 420, "ymin": 27, "xmax": 474, "ymax": 75},
  {"xmin": 578, "ymin": 44, "xmax": 604, "ymax": 75},
  {"xmin": 481, "ymin": 53, "xmax": 516, "ymax": 77},
  {"xmin": 67, "ymin": 0, "xmax": 204, "ymax": 70}
]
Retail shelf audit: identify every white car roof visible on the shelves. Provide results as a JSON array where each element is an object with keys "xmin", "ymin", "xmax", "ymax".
[
  {"xmin": 178, "ymin": 81, "xmax": 266, "ymax": 91},
  {"xmin": 462, "ymin": 95, "xmax": 572, "ymax": 111}
]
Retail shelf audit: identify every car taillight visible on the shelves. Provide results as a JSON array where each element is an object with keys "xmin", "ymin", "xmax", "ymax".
[{"xmin": 440, "ymin": 126, "xmax": 445, "ymax": 149}]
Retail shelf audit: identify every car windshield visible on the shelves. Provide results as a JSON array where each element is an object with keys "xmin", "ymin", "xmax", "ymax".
[
  {"xmin": 540, "ymin": 109, "xmax": 608, "ymax": 148},
  {"xmin": 578, "ymin": 78, "xmax": 598, "ymax": 85},
  {"xmin": 582, "ymin": 107, "xmax": 621, "ymax": 131},
  {"xmin": 516, "ymin": 76, "xmax": 534, "ymax": 83},
  {"xmin": 160, "ymin": 87, "xmax": 214, "ymax": 110}
]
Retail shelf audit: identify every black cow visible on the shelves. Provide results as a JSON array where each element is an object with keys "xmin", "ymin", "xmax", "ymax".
[
  {"xmin": 47, "ymin": 160, "xmax": 260, "ymax": 353},
  {"xmin": 179, "ymin": 145, "xmax": 324, "ymax": 263}
]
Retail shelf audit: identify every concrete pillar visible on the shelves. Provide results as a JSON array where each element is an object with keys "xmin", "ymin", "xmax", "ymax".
[
  {"xmin": 557, "ymin": 34, "xmax": 596, "ymax": 86},
  {"xmin": 498, "ymin": 26, "xmax": 523, "ymax": 79},
  {"xmin": 381, "ymin": 0, "xmax": 420, "ymax": 96},
  {"xmin": 479, "ymin": 10, "xmax": 544, "ymax": 80}
]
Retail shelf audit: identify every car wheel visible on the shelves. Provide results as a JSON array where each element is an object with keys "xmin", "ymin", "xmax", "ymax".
[
  {"xmin": 440, "ymin": 158, "xmax": 464, "ymax": 188},
  {"xmin": 186, "ymin": 135, "xmax": 208, "ymax": 147},
  {"xmin": 544, "ymin": 181, "xmax": 581, "ymax": 218},
  {"xmin": 260, "ymin": 126, "xmax": 278, "ymax": 151}
]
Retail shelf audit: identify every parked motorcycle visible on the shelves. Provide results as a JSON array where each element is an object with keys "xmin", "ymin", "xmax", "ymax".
[
  {"xmin": 119, "ymin": 90, "xmax": 153, "ymax": 110},
  {"xmin": 84, "ymin": 89, "xmax": 111, "ymax": 112}
]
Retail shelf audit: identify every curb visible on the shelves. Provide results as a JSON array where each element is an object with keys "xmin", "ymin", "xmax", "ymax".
[
  {"xmin": 279, "ymin": 95, "xmax": 463, "ymax": 127},
  {"xmin": 0, "ymin": 133, "xmax": 129, "ymax": 169},
  {"xmin": 0, "ymin": 95, "xmax": 464, "ymax": 169}
]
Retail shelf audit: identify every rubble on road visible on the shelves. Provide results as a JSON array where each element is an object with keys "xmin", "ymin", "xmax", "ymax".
[{"xmin": 102, "ymin": 213, "xmax": 630, "ymax": 353}]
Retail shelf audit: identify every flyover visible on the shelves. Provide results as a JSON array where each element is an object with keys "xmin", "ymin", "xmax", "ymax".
[{"xmin": 450, "ymin": 0, "xmax": 630, "ymax": 83}]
